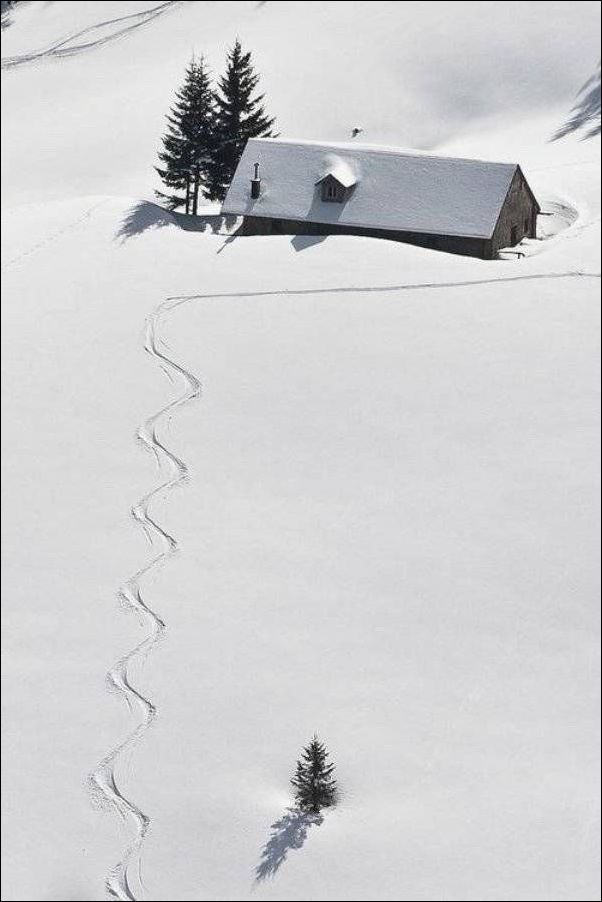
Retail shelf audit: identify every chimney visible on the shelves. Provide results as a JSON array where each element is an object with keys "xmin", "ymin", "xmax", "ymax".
[{"xmin": 251, "ymin": 162, "xmax": 261, "ymax": 199}]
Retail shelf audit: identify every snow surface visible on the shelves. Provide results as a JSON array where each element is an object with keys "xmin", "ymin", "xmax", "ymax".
[
  {"xmin": 222, "ymin": 138, "xmax": 519, "ymax": 238},
  {"xmin": 1, "ymin": 3, "xmax": 601, "ymax": 902},
  {"xmin": 315, "ymin": 155, "xmax": 358, "ymax": 189}
]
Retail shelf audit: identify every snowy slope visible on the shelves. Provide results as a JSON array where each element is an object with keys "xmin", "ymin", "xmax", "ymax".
[
  {"xmin": 2, "ymin": 1, "xmax": 601, "ymax": 206},
  {"xmin": 1, "ymin": 3, "xmax": 601, "ymax": 902}
]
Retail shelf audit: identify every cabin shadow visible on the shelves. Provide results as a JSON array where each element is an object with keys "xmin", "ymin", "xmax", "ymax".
[
  {"xmin": 255, "ymin": 807, "xmax": 323, "ymax": 883},
  {"xmin": 291, "ymin": 234, "xmax": 327, "ymax": 252}
]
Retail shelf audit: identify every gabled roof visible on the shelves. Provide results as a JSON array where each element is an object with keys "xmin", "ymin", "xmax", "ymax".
[
  {"xmin": 221, "ymin": 138, "xmax": 521, "ymax": 239},
  {"xmin": 315, "ymin": 157, "xmax": 357, "ymax": 188}
]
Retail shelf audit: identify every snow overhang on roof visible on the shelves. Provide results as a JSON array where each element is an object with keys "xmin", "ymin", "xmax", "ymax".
[
  {"xmin": 315, "ymin": 156, "xmax": 358, "ymax": 189},
  {"xmin": 222, "ymin": 138, "xmax": 519, "ymax": 239}
]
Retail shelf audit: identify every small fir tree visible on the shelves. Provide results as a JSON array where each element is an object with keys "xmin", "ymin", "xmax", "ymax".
[
  {"xmin": 291, "ymin": 735, "xmax": 338, "ymax": 814},
  {"xmin": 206, "ymin": 39, "xmax": 276, "ymax": 201},
  {"xmin": 156, "ymin": 56, "xmax": 215, "ymax": 213}
]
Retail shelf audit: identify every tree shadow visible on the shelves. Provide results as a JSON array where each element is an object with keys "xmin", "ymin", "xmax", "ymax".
[
  {"xmin": 116, "ymin": 201, "xmax": 242, "ymax": 243},
  {"xmin": 115, "ymin": 200, "xmax": 177, "ymax": 242},
  {"xmin": 552, "ymin": 63, "xmax": 601, "ymax": 140},
  {"xmin": 254, "ymin": 807, "xmax": 323, "ymax": 883},
  {"xmin": 174, "ymin": 210, "xmax": 240, "ymax": 235}
]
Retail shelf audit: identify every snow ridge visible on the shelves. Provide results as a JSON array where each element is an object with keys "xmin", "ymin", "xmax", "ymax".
[{"xmin": 90, "ymin": 296, "xmax": 201, "ymax": 901}]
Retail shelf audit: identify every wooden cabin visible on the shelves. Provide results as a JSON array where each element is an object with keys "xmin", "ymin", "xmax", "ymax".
[{"xmin": 221, "ymin": 138, "xmax": 540, "ymax": 259}]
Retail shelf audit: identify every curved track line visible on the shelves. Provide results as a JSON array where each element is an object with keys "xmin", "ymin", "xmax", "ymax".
[
  {"xmin": 90, "ymin": 298, "xmax": 201, "ymax": 901},
  {"xmin": 165, "ymin": 269, "xmax": 601, "ymax": 304},
  {"xmin": 2, "ymin": 1, "xmax": 185, "ymax": 69},
  {"xmin": 92, "ymin": 265, "xmax": 599, "ymax": 899}
]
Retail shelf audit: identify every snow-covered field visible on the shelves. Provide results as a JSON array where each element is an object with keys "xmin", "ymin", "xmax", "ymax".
[{"xmin": 1, "ymin": 3, "xmax": 600, "ymax": 901}]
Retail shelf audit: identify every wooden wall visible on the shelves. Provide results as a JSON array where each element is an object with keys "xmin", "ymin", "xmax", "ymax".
[
  {"xmin": 239, "ymin": 216, "xmax": 490, "ymax": 258},
  {"xmin": 238, "ymin": 170, "xmax": 540, "ymax": 260},
  {"xmin": 490, "ymin": 167, "xmax": 540, "ymax": 255}
]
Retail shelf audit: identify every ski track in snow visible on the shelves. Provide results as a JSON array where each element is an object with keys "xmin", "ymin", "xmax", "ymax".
[
  {"xmin": 166, "ymin": 269, "xmax": 601, "ymax": 304},
  {"xmin": 90, "ymin": 296, "xmax": 201, "ymax": 902},
  {"xmin": 1, "ymin": 200, "xmax": 109, "ymax": 271},
  {"xmin": 93, "ymin": 266, "xmax": 600, "ymax": 900},
  {"xmin": 1, "ymin": 1, "xmax": 185, "ymax": 69}
]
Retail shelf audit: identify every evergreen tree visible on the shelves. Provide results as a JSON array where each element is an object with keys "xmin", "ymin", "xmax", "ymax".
[
  {"xmin": 206, "ymin": 39, "xmax": 276, "ymax": 201},
  {"xmin": 291, "ymin": 735, "xmax": 338, "ymax": 814},
  {"xmin": 156, "ymin": 57, "xmax": 216, "ymax": 214}
]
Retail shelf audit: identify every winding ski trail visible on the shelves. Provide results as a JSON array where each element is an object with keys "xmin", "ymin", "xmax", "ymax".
[
  {"xmin": 93, "ymin": 265, "xmax": 600, "ymax": 900},
  {"xmin": 90, "ymin": 296, "xmax": 201, "ymax": 901}
]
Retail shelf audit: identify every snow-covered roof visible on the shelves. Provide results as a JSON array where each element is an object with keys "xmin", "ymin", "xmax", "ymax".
[
  {"xmin": 221, "ymin": 138, "xmax": 520, "ymax": 239},
  {"xmin": 315, "ymin": 156, "xmax": 358, "ymax": 188}
]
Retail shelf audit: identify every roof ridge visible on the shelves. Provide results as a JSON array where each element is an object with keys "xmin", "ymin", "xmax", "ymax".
[
  {"xmin": 223, "ymin": 137, "xmax": 525, "ymax": 240},
  {"xmin": 246, "ymin": 137, "xmax": 518, "ymax": 170}
]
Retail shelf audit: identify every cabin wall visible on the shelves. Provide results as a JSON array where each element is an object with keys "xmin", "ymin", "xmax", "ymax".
[
  {"xmin": 239, "ymin": 216, "xmax": 489, "ymax": 258},
  {"xmin": 491, "ymin": 169, "xmax": 540, "ymax": 254}
]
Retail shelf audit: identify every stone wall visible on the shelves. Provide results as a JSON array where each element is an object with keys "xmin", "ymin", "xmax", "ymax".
[{"xmin": 491, "ymin": 168, "xmax": 540, "ymax": 253}]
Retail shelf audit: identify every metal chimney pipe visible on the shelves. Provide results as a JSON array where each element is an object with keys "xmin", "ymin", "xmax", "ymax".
[{"xmin": 251, "ymin": 162, "xmax": 261, "ymax": 199}]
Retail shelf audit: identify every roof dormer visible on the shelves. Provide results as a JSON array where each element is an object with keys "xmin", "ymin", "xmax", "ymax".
[
  {"xmin": 315, "ymin": 158, "xmax": 358, "ymax": 203},
  {"xmin": 317, "ymin": 173, "xmax": 347, "ymax": 203}
]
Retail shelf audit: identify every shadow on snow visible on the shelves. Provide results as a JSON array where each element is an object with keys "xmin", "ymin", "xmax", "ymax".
[
  {"xmin": 291, "ymin": 234, "xmax": 327, "ymax": 252},
  {"xmin": 254, "ymin": 807, "xmax": 323, "ymax": 883},
  {"xmin": 115, "ymin": 200, "xmax": 239, "ymax": 242},
  {"xmin": 553, "ymin": 63, "xmax": 601, "ymax": 140},
  {"xmin": 115, "ymin": 201, "xmax": 176, "ymax": 241}
]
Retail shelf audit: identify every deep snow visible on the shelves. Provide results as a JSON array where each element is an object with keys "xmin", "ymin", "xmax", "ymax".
[{"xmin": 1, "ymin": 3, "xmax": 601, "ymax": 902}]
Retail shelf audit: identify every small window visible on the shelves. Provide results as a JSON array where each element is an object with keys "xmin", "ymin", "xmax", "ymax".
[
  {"xmin": 524, "ymin": 217, "xmax": 529, "ymax": 232},
  {"xmin": 321, "ymin": 178, "xmax": 345, "ymax": 203},
  {"xmin": 510, "ymin": 225, "xmax": 518, "ymax": 245}
]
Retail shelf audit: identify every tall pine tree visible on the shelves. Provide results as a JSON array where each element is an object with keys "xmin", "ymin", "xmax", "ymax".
[
  {"xmin": 206, "ymin": 39, "xmax": 276, "ymax": 201},
  {"xmin": 291, "ymin": 735, "xmax": 338, "ymax": 814},
  {"xmin": 156, "ymin": 57, "xmax": 216, "ymax": 214}
]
